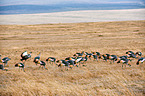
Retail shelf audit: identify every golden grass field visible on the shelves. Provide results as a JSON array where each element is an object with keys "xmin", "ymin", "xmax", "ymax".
[{"xmin": 0, "ymin": 20, "xmax": 145, "ymax": 96}]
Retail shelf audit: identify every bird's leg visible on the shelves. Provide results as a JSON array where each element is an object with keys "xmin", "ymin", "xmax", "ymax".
[{"xmin": 23, "ymin": 68, "xmax": 25, "ymax": 72}]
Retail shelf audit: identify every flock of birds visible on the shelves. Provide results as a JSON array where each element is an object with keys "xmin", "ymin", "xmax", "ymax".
[{"xmin": 0, "ymin": 50, "xmax": 145, "ymax": 72}]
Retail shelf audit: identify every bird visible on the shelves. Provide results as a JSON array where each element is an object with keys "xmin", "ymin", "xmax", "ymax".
[
  {"xmin": 21, "ymin": 51, "xmax": 28, "ymax": 57},
  {"xmin": 136, "ymin": 57, "xmax": 145, "ymax": 65},
  {"xmin": 73, "ymin": 51, "xmax": 84, "ymax": 57},
  {"xmin": 65, "ymin": 57, "xmax": 76, "ymax": 61},
  {"xmin": 127, "ymin": 53, "xmax": 137, "ymax": 58},
  {"xmin": 74, "ymin": 55, "xmax": 88, "ymax": 67},
  {"xmin": 118, "ymin": 56, "xmax": 128, "ymax": 60},
  {"xmin": 136, "ymin": 51, "xmax": 142, "ymax": 57},
  {"xmin": 117, "ymin": 58, "xmax": 131, "ymax": 68},
  {"xmin": 84, "ymin": 52, "xmax": 92, "ymax": 60},
  {"xmin": 126, "ymin": 51, "xmax": 135, "ymax": 55},
  {"xmin": 33, "ymin": 52, "xmax": 41, "ymax": 65},
  {"xmin": 66, "ymin": 60, "xmax": 76, "ymax": 69},
  {"xmin": 108, "ymin": 55, "xmax": 118, "ymax": 64},
  {"xmin": 105, "ymin": 54, "xmax": 110, "ymax": 59},
  {"xmin": 20, "ymin": 51, "xmax": 32, "ymax": 61},
  {"xmin": 0, "ymin": 64, "xmax": 8, "ymax": 71},
  {"xmin": 92, "ymin": 52, "xmax": 98, "ymax": 61},
  {"xmin": 15, "ymin": 62, "xmax": 25, "ymax": 72},
  {"xmin": 95, "ymin": 52, "xmax": 101, "ymax": 56},
  {"xmin": 74, "ymin": 57, "xmax": 84, "ymax": 66},
  {"xmin": 46, "ymin": 57, "xmax": 56, "ymax": 65},
  {"xmin": 96, "ymin": 52, "xmax": 101, "ymax": 59},
  {"xmin": 0, "ymin": 55, "xmax": 11, "ymax": 66},
  {"xmin": 100, "ymin": 54, "xmax": 108, "ymax": 61},
  {"xmin": 81, "ymin": 55, "xmax": 89, "ymax": 66},
  {"xmin": 37, "ymin": 60, "xmax": 48, "ymax": 70},
  {"xmin": 57, "ymin": 60, "xmax": 70, "ymax": 71}
]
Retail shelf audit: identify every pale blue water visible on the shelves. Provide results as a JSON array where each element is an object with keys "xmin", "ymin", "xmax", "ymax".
[{"xmin": 0, "ymin": 3, "xmax": 145, "ymax": 15}]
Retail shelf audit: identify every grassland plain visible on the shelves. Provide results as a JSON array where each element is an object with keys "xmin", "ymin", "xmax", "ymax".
[{"xmin": 0, "ymin": 20, "xmax": 145, "ymax": 96}]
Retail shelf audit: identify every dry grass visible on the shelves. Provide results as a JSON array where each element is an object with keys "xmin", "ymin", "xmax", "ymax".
[{"xmin": 0, "ymin": 20, "xmax": 145, "ymax": 96}]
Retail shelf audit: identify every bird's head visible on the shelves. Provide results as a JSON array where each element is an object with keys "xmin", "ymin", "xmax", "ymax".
[{"xmin": 46, "ymin": 58, "xmax": 48, "ymax": 61}]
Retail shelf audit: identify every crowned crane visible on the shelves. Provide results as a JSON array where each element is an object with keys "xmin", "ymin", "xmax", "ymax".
[
  {"xmin": 74, "ymin": 55, "xmax": 88, "ymax": 67},
  {"xmin": 105, "ymin": 54, "xmax": 110, "ymax": 59},
  {"xmin": 136, "ymin": 51, "xmax": 142, "ymax": 57},
  {"xmin": 66, "ymin": 60, "xmax": 76, "ymax": 69},
  {"xmin": 0, "ymin": 64, "xmax": 8, "ymax": 71},
  {"xmin": 82, "ymin": 55, "xmax": 89, "ymax": 66},
  {"xmin": 65, "ymin": 57, "xmax": 76, "ymax": 62},
  {"xmin": 92, "ymin": 52, "xmax": 98, "ymax": 61},
  {"xmin": 126, "ymin": 51, "xmax": 135, "ymax": 55},
  {"xmin": 73, "ymin": 51, "xmax": 84, "ymax": 57},
  {"xmin": 136, "ymin": 57, "xmax": 145, "ymax": 65},
  {"xmin": 118, "ymin": 56, "xmax": 128, "ymax": 60},
  {"xmin": 33, "ymin": 52, "xmax": 41, "ymax": 65},
  {"xmin": 20, "ymin": 51, "xmax": 32, "ymax": 61},
  {"xmin": 108, "ymin": 55, "xmax": 118, "ymax": 64},
  {"xmin": 96, "ymin": 52, "xmax": 101, "ymax": 59},
  {"xmin": 15, "ymin": 62, "xmax": 25, "ymax": 72},
  {"xmin": 74, "ymin": 57, "xmax": 83, "ymax": 64},
  {"xmin": 37, "ymin": 60, "xmax": 48, "ymax": 70},
  {"xmin": 127, "ymin": 53, "xmax": 137, "ymax": 58},
  {"xmin": 0, "ymin": 55, "xmax": 11, "ymax": 66},
  {"xmin": 46, "ymin": 57, "xmax": 56, "ymax": 65},
  {"xmin": 57, "ymin": 60, "xmax": 70, "ymax": 71},
  {"xmin": 65, "ymin": 57, "xmax": 77, "ymax": 68},
  {"xmin": 100, "ymin": 54, "xmax": 107, "ymax": 62},
  {"xmin": 117, "ymin": 58, "xmax": 131, "ymax": 68},
  {"xmin": 84, "ymin": 52, "xmax": 92, "ymax": 60}
]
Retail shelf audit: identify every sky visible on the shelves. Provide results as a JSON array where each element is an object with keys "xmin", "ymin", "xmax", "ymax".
[{"xmin": 0, "ymin": 0, "xmax": 145, "ymax": 6}]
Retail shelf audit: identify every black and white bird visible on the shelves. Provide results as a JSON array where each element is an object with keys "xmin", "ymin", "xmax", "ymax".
[
  {"xmin": 20, "ymin": 51, "xmax": 32, "ymax": 61},
  {"xmin": 100, "ymin": 54, "xmax": 108, "ymax": 61},
  {"xmin": 57, "ymin": 60, "xmax": 70, "ymax": 71},
  {"xmin": 126, "ymin": 51, "xmax": 135, "ymax": 55},
  {"xmin": 127, "ymin": 53, "xmax": 137, "ymax": 58},
  {"xmin": 73, "ymin": 51, "xmax": 84, "ymax": 57},
  {"xmin": 92, "ymin": 52, "xmax": 98, "ymax": 61},
  {"xmin": 84, "ymin": 52, "xmax": 92, "ymax": 60},
  {"xmin": 0, "ymin": 64, "xmax": 8, "ymax": 71},
  {"xmin": 108, "ymin": 55, "xmax": 118, "ymax": 63},
  {"xmin": 33, "ymin": 52, "xmax": 41, "ymax": 65},
  {"xmin": 136, "ymin": 57, "xmax": 145, "ymax": 65},
  {"xmin": 15, "ymin": 62, "xmax": 25, "ymax": 72},
  {"xmin": 117, "ymin": 58, "xmax": 131, "ymax": 68},
  {"xmin": 65, "ymin": 57, "xmax": 76, "ymax": 62},
  {"xmin": 136, "ymin": 51, "xmax": 142, "ymax": 57},
  {"xmin": 66, "ymin": 60, "xmax": 76, "ymax": 69},
  {"xmin": 118, "ymin": 56, "xmax": 128, "ymax": 60},
  {"xmin": 37, "ymin": 60, "xmax": 48, "ymax": 70},
  {"xmin": 0, "ymin": 55, "xmax": 11, "ymax": 66},
  {"xmin": 95, "ymin": 52, "xmax": 101, "ymax": 57},
  {"xmin": 74, "ymin": 55, "xmax": 88, "ymax": 67},
  {"xmin": 46, "ymin": 57, "xmax": 56, "ymax": 65}
]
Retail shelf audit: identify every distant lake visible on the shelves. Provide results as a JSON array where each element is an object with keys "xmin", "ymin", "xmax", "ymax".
[
  {"xmin": 0, "ymin": 9, "xmax": 145, "ymax": 25},
  {"xmin": 0, "ymin": 3, "xmax": 145, "ymax": 15}
]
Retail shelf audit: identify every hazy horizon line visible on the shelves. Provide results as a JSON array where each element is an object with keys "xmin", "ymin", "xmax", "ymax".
[{"xmin": 0, "ymin": 1, "xmax": 144, "ymax": 6}]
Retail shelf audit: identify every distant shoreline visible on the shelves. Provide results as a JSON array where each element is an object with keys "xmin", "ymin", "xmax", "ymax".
[
  {"xmin": 0, "ymin": 8, "xmax": 145, "ymax": 25},
  {"xmin": 1, "ymin": 3, "xmax": 145, "ymax": 15}
]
